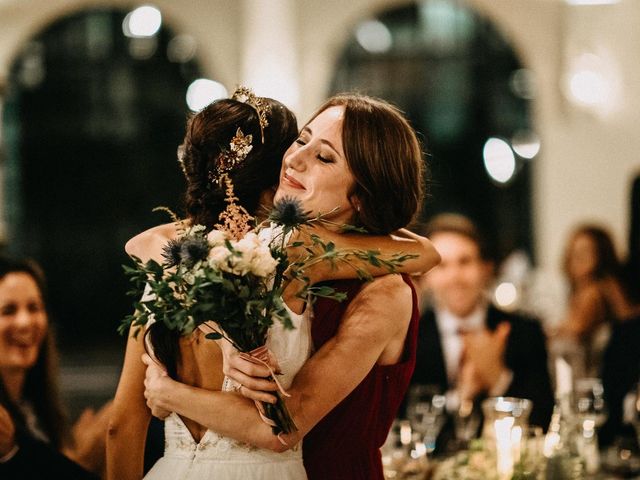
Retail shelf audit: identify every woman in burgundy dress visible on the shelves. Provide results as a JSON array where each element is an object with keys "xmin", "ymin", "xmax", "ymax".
[{"xmin": 141, "ymin": 93, "xmax": 435, "ymax": 479}]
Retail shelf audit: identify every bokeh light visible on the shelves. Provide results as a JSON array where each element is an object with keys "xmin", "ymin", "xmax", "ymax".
[
  {"xmin": 483, "ymin": 137, "xmax": 516, "ymax": 184},
  {"xmin": 495, "ymin": 282, "xmax": 518, "ymax": 308},
  {"xmin": 123, "ymin": 5, "xmax": 162, "ymax": 38},
  {"xmin": 356, "ymin": 20, "xmax": 392, "ymax": 53},
  {"xmin": 186, "ymin": 79, "xmax": 228, "ymax": 112},
  {"xmin": 512, "ymin": 131, "xmax": 540, "ymax": 159}
]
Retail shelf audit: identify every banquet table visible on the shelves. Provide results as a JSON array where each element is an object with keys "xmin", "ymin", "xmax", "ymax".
[{"xmin": 383, "ymin": 443, "xmax": 640, "ymax": 480}]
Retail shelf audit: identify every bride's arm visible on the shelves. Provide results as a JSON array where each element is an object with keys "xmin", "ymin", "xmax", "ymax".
[
  {"xmin": 142, "ymin": 275, "xmax": 412, "ymax": 452},
  {"xmin": 106, "ymin": 326, "xmax": 152, "ymax": 480}
]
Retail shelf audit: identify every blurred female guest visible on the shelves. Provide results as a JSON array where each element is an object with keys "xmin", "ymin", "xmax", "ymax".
[
  {"xmin": 553, "ymin": 224, "xmax": 640, "ymax": 375},
  {"xmin": 0, "ymin": 256, "xmax": 111, "ymax": 479}
]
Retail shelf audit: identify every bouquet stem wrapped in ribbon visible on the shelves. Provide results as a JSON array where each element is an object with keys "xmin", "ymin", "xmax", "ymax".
[{"xmin": 239, "ymin": 346, "xmax": 297, "ymax": 439}]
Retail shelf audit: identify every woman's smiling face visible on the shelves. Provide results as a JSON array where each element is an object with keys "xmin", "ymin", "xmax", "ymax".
[
  {"xmin": 0, "ymin": 272, "xmax": 48, "ymax": 374},
  {"xmin": 275, "ymin": 106, "xmax": 356, "ymax": 226}
]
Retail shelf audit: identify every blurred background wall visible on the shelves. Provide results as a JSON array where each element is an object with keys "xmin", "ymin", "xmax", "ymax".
[{"xmin": 0, "ymin": 0, "xmax": 637, "ymax": 416}]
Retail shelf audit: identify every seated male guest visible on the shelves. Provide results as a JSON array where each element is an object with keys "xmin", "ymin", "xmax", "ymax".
[{"xmin": 409, "ymin": 214, "xmax": 554, "ymax": 451}]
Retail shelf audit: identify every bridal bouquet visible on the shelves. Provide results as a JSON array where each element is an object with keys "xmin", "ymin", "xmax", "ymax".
[{"xmin": 120, "ymin": 177, "xmax": 416, "ymax": 437}]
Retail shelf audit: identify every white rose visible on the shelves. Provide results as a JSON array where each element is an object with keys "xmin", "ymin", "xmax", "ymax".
[
  {"xmin": 229, "ymin": 233, "xmax": 261, "ymax": 276},
  {"xmin": 207, "ymin": 229, "xmax": 227, "ymax": 246},
  {"xmin": 234, "ymin": 232, "xmax": 261, "ymax": 251},
  {"xmin": 250, "ymin": 245, "xmax": 278, "ymax": 277},
  {"xmin": 208, "ymin": 246, "xmax": 231, "ymax": 269},
  {"xmin": 227, "ymin": 251, "xmax": 252, "ymax": 276}
]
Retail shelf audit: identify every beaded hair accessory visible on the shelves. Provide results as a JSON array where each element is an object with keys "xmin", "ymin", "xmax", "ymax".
[
  {"xmin": 177, "ymin": 86, "xmax": 271, "ymax": 186},
  {"xmin": 232, "ymin": 86, "xmax": 271, "ymax": 143},
  {"xmin": 208, "ymin": 127, "xmax": 254, "ymax": 185}
]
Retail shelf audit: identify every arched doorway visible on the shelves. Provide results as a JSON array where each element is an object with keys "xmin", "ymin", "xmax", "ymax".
[
  {"xmin": 2, "ymin": 7, "xmax": 203, "ymax": 359},
  {"xmin": 332, "ymin": 0, "xmax": 536, "ymax": 263}
]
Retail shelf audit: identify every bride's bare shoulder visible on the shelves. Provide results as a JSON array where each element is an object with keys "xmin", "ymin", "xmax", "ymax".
[{"xmin": 125, "ymin": 221, "xmax": 186, "ymax": 263}]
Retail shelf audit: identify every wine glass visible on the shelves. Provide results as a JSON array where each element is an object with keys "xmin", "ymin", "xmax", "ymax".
[
  {"xmin": 625, "ymin": 382, "xmax": 640, "ymax": 446},
  {"xmin": 405, "ymin": 384, "xmax": 447, "ymax": 455},
  {"xmin": 381, "ymin": 419, "xmax": 409, "ymax": 478},
  {"xmin": 574, "ymin": 377, "xmax": 608, "ymax": 430},
  {"xmin": 453, "ymin": 398, "xmax": 481, "ymax": 450}
]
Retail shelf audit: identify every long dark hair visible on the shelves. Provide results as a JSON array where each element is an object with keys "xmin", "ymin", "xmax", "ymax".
[
  {"xmin": 562, "ymin": 224, "xmax": 624, "ymax": 292},
  {"xmin": 147, "ymin": 97, "xmax": 298, "ymax": 378},
  {"xmin": 0, "ymin": 256, "xmax": 70, "ymax": 449}
]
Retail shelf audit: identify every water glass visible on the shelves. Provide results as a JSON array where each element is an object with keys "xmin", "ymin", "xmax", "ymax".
[
  {"xmin": 453, "ymin": 398, "xmax": 481, "ymax": 450},
  {"xmin": 574, "ymin": 377, "xmax": 608, "ymax": 429},
  {"xmin": 405, "ymin": 384, "xmax": 446, "ymax": 454}
]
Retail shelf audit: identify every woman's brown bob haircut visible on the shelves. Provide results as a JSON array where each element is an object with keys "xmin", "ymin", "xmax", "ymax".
[{"xmin": 309, "ymin": 94, "xmax": 426, "ymax": 234}]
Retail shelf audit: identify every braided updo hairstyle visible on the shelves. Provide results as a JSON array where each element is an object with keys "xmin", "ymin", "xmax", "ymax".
[
  {"xmin": 180, "ymin": 98, "xmax": 299, "ymax": 229},
  {"xmin": 149, "ymin": 96, "xmax": 298, "ymax": 379}
]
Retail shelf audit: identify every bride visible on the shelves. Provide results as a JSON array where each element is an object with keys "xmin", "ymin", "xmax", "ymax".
[{"xmin": 106, "ymin": 89, "xmax": 439, "ymax": 479}]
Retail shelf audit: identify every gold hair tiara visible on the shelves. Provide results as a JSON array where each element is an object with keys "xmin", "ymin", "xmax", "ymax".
[
  {"xmin": 232, "ymin": 86, "xmax": 271, "ymax": 142},
  {"xmin": 208, "ymin": 127, "xmax": 253, "ymax": 185}
]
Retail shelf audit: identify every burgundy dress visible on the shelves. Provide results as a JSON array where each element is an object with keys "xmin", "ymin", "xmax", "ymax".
[{"xmin": 303, "ymin": 274, "xmax": 420, "ymax": 480}]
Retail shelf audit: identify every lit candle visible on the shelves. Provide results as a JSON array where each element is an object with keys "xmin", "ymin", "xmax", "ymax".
[
  {"xmin": 511, "ymin": 425, "xmax": 523, "ymax": 466},
  {"xmin": 494, "ymin": 417, "xmax": 515, "ymax": 479},
  {"xmin": 400, "ymin": 420, "xmax": 412, "ymax": 446}
]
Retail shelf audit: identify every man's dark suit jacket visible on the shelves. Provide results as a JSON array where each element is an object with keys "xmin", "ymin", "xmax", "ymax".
[
  {"xmin": 600, "ymin": 315, "xmax": 640, "ymax": 447},
  {"xmin": 410, "ymin": 304, "xmax": 554, "ymax": 448}
]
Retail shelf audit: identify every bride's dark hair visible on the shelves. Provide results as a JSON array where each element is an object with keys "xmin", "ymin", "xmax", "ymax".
[{"xmin": 147, "ymin": 97, "xmax": 298, "ymax": 378}]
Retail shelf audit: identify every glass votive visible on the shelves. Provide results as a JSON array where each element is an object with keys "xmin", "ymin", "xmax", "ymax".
[
  {"xmin": 481, "ymin": 397, "xmax": 534, "ymax": 480},
  {"xmin": 481, "ymin": 396, "xmax": 533, "ymax": 441}
]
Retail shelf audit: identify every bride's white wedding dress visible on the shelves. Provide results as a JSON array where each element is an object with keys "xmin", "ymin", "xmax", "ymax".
[{"xmin": 143, "ymin": 227, "xmax": 312, "ymax": 480}]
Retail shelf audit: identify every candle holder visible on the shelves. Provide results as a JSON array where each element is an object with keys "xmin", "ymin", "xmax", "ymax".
[{"xmin": 482, "ymin": 397, "xmax": 533, "ymax": 480}]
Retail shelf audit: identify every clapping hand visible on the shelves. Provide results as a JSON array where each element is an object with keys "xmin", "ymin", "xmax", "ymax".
[
  {"xmin": 459, "ymin": 321, "xmax": 511, "ymax": 398},
  {"xmin": 0, "ymin": 404, "xmax": 17, "ymax": 458},
  {"xmin": 65, "ymin": 400, "xmax": 113, "ymax": 475}
]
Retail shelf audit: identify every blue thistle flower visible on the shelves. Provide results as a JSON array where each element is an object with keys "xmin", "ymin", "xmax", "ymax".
[
  {"xmin": 161, "ymin": 238, "xmax": 184, "ymax": 267},
  {"xmin": 180, "ymin": 236, "xmax": 209, "ymax": 267},
  {"xmin": 269, "ymin": 197, "xmax": 311, "ymax": 228}
]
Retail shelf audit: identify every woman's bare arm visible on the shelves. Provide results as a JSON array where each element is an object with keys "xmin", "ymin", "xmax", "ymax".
[
  {"xmin": 289, "ymin": 226, "xmax": 440, "ymax": 283},
  {"xmin": 106, "ymin": 327, "xmax": 152, "ymax": 480},
  {"xmin": 142, "ymin": 275, "xmax": 413, "ymax": 452},
  {"xmin": 126, "ymin": 222, "xmax": 439, "ymax": 280},
  {"xmin": 555, "ymin": 284, "xmax": 606, "ymax": 338}
]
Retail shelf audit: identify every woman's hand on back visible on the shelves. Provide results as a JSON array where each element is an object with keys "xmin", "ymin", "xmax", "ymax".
[{"xmin": 141, "ymin": 354, "xmax": 173, "ymax": 419}]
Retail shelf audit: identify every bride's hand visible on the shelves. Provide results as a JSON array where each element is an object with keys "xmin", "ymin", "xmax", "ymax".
[
  {"xmin": 141, "ymin": 353, "xmax": 173, "ymax": 419},
  {"xmin": 221, "ymin": 345, "xmax": 279, "ymax": 404}
]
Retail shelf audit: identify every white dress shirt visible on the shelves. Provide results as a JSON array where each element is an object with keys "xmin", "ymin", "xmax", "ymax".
[
  {"xmin": 434, "ymin": 304, "xmax": 486, "ymax": 386},
  {"xmin": 434, "ymin": 303, "xmax": 513, "ymax": 412}
]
